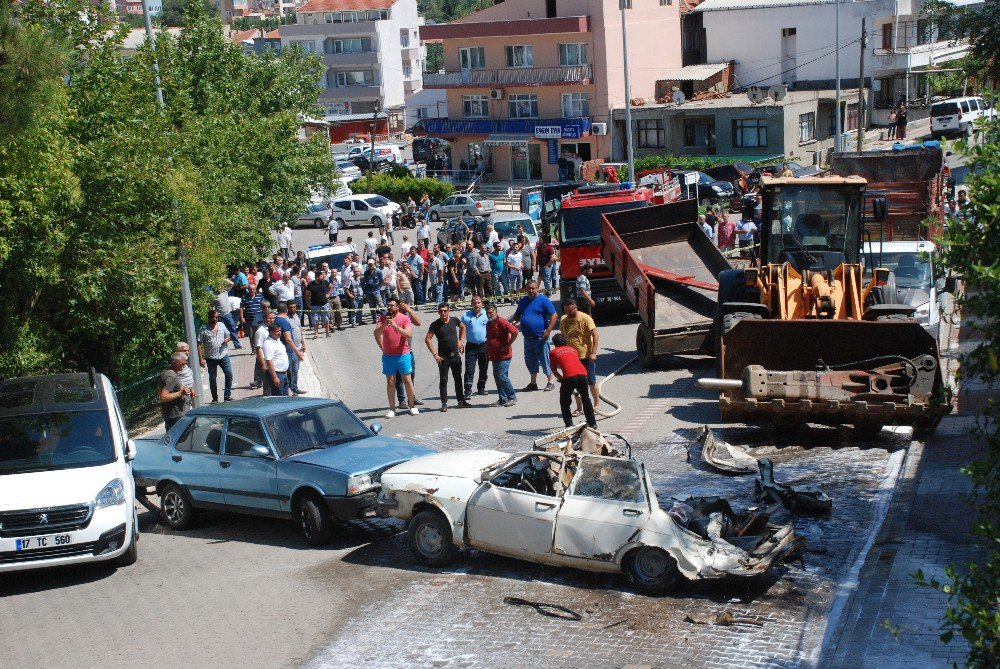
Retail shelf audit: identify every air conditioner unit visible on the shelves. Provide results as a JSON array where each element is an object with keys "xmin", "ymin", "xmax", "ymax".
[
  {"xmin": 591, "ymin": 122, "xmax": 607, "ymax": 136},
  {"xmin": 490, "ymin": 89, "xmax": 505, "ymax": 100}
]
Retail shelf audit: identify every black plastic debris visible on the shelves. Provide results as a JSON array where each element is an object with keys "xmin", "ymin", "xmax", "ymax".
[{"xmin": 754, "ymin": 458, "xmax": 832, "ymax": 515}]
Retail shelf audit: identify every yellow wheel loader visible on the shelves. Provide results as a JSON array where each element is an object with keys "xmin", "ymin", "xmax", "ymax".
[{"xmin": 698, "ymin": 176, "xmax": 950, "ymax": 433}]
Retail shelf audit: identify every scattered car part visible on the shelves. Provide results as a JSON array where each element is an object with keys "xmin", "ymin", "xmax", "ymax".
[
  {"xmin": 753, "ymin": 459, "xmax": 832, "ymax": 515},
  {"xmin": 690, "ymin": 425, "xmax": 758, "ymax": 474},
  {"xmin": 684, "ymin": 608, "xmax": 764, "ymax": 627},
  {"xmin": 502, "ymin": 597, "xmax": 582, "ymax": 621}
]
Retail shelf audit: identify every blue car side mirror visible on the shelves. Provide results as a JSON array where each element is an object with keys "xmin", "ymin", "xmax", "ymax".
[
  {"xmin": 370, "ymin": 422, "xmax": 383, "ymax": 436},
  {"xmin": 251, "ymin": 445, "xmax": 273, "ymax": 458}
]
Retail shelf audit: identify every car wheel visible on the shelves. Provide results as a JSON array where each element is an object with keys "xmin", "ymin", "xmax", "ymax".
[
  {"xmin": 371, "ymin": 216, "xmax": 383, "ymax": 227},
  {"xmin": 114, "ymin": 520, "xmax": 138, "ymax": 567},
  {"xmin": 624, "ymin": 546, "xmax": 681, "ymax": 595},
  {"xmin": 297, "ymin": 493, "xmax": 334, "ymax": 547},
  {"xmin": 430, "ymin": 211, "xmax": 440, "ymax": 222},
  {"xmin": 407, "ymin": 510, "xmax": 459, "ymax": 566},
  {"xmin": 314, "ymin": 218, "xmax": 325, "ymax": 229},
  {"xmin": 636, "ymin": 323, "xmax": 657, "ymax": 369},
  {"xmin": 335, "ymin": 217, "xmax": 347, "ymax": 229},
  {"xmin": 159, "ymin": 483, "xmax": 196, "ymax": 530},
  {"xmin": 462, "ymin": 210, "xmax": 472, "ymax": 217}
]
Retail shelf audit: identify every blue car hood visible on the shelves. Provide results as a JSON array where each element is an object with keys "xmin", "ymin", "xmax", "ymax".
[{"xmin": 286, "ymin": 436, "xmax": 435, "ymax": 475}]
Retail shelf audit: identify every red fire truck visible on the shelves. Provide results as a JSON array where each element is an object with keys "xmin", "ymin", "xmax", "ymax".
[{"xmin": 557, "ymin": 172, "xmax": 680, "ymax": 314}]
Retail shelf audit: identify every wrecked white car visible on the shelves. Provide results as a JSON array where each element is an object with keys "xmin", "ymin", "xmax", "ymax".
[{"xmin": 378, "ymin": 426, "xmax": 801, "ymax": 595}]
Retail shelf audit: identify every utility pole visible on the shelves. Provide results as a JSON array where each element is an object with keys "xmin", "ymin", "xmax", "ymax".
[
  {"xmin": 857, "ymin": 16, "xmax": 866, "ymax": 154},
  {"xmin": 141, "ymin": 0, "xmax": 203, "ymax": 407},
  {"xmin": 834, "ymin": 0, "xmax": 842, "ymax": 153},
  {"xmin": 368, "ymin": 97, "xmax": 381, "ymax": 193},
  {"xmin": 620, "ymin": 0, "xmax": 635, "ymax": 182}
]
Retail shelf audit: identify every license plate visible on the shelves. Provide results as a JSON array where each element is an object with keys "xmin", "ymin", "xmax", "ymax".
[{"xmin": 15, "ymin": 534, "xmax": 72, "ymax": 551}]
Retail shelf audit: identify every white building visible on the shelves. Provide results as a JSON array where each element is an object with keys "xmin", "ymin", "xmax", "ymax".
[
  {"xmin": 693, "ymin": 0, "xmax": 969, "ymax": 125},
  {"xmin": 403, "ymin": 87, "xmax": 447, "ymax": 131},
  {"xmin": 278, "ymin": 0, "xmax": 426, "ymax": 123}
]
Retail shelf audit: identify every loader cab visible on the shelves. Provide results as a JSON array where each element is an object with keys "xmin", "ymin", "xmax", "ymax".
[{"xmin": 761, "ymin": 177, "xmax": 866, "ymax": 273}]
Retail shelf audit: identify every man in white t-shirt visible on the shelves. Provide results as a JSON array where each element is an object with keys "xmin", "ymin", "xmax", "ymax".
[
  {"xmin": 278, "ymin": 224, "xmax": 293, "ymax": 261},
  {"xmin": 506, "ymin": 243, "xmax": 524, "ymax": 300},
  {"xmin": 326, "ymin": 216, "xmax": 339, "ymax": 243},
  {"xmin": 363, "ymin": 231, "xmax": 378, "ymax": 261},
  {"xmin": 261, "ymin": 323, "xmax": 291, "ymax": 396},
  {"xmin": 252, "ymin": 312, "xmax": 276, "ymax": 391}
]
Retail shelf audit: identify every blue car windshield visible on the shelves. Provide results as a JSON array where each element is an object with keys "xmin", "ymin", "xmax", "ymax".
[
  {"xmin": 0, "ymin": 411, "xmax": 116, "ymax": 474},
  {"xmin": 263, "ymin": 403, "xmax": 371, "ymax": 457}
]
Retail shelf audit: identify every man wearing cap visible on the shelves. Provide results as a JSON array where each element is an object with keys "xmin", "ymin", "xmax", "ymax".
[{"xmin": 262, "ymin": 322, "xmax": 291, "ymax": 396}]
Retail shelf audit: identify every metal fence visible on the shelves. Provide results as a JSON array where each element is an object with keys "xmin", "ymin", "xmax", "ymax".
[{"xmin": 115, "ymin": 363, "xmax": 166, "ymax": 426}]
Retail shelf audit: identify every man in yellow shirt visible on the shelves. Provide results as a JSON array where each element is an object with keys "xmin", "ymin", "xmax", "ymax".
[{"xmin": 559, "ymin": 298, "xmax": 601, "ymax": 415}]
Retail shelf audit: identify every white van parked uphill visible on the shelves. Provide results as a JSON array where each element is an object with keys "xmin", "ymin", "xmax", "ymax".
[
  {"xmin": 0, "ymin": 372, "xmax": 138, "ymax": 572},
  {"xmin": 930, "ymin": 96, "xmax": 996, "ymax": 139}
]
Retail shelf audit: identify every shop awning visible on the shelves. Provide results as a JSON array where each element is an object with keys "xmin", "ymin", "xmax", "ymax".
[{"xmin": 485, "ymin": 133, "xmax": 533, "ymax": 146}]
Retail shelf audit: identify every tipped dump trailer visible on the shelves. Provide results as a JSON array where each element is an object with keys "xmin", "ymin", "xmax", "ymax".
[
  {"xmin": 602, "ymin": 199, "xmax": 731, "ymax": 367},
  {"xmin": 830, "ymin": 146, "xmax": 947, "ymax": 240}
]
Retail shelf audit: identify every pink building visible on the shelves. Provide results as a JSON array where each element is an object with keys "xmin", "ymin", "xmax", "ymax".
[{"xmin": 421, "ymin": 0, "xmax": 682, "ymax": 182}]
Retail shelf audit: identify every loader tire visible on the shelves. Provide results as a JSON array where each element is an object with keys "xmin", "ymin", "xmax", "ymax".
[
  {"xmin": 875, "ymin": 314, "xmax": 910, "ymax": 322},
  {"xmin": 637, "ymin": 323, "xmax": 657, "ymax": 369},
  {"xmin": 722, "ymin": 311, "xmax": 760, "ymax": 335}
]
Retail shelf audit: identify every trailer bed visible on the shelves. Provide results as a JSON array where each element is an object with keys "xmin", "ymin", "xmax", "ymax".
[{"xmin": 602, "ymin": 200, "xmax": 731, "ymax": 361}]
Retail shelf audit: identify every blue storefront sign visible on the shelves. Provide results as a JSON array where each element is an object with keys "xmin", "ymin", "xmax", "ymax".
[{"xmin": 547, "ymin": 140, "xmax": 559, "ymax": 164}]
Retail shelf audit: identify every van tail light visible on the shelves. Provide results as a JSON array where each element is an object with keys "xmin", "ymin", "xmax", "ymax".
[{"xmin": 476, "ymin": 202, "xmax": 483, "ymax": 208}]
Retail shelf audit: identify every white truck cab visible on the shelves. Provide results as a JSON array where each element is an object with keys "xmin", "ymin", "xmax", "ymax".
[
  {"xmin": 0, "ymin": 372, "xmax": 138, "ymax": 572},
  {"xmin": 864, "ymin": 240, "xmax": 949, "ymax": 340}
]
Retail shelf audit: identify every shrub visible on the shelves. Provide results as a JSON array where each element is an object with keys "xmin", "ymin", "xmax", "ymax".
[{"xmin": 349, "ymin": 174, "xmax": 453, "ymax": 205}]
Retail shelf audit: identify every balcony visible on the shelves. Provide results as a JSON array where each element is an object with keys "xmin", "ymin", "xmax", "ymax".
[
  {"xmin": 320, "ymin": 85, "xmax": 382, "ymax": 102},
  {"xmin": 423, "ymin": 65, "xmax": 592, "ymax": 89},
  {"xmin": 280, "ymin": 22, "xmax": 378, "ymax": 38},
  {"xmin": 421, "ymin": 117, "xmax": 591, "ymax": 138},
  {"xmin": 323, "ymin": 51, "xmax": 379, "ymax": 66},
  {"xmin": 873, "ymin": 39, "xmax": 969, "ymax": 72},
  {"xmin": 400, "ymin": 45, "xmax": 421, "ymax": 61}
]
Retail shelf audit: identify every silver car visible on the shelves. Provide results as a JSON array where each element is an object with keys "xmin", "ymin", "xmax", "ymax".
[{"xmin": 296, "ymin": 202, "xmax": 333, "ymax": 229}]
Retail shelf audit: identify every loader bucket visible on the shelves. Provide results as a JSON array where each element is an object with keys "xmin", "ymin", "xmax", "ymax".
[{"xmin": 718, "ymin": 319, "xmax": 948, "ymax": 426}]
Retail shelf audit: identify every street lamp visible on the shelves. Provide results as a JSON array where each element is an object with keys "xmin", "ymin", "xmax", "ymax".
[{"xmin": 141, "ymin": 0, "xmax": 204, "ymax": 407}]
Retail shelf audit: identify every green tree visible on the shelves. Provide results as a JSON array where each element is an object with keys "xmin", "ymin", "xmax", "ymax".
[
  {"xmin": 913, "ymin": 116, "xmax": 1000, "ymax": 666},
  {"xmin": 158, "ymin": 0, "xmax": 216, "ymax": 28}
]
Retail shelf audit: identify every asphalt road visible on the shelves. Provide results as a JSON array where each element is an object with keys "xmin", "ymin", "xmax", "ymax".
[{"xmin": 0, "ymin": 213, "xmax": 923, "ymax": 668}]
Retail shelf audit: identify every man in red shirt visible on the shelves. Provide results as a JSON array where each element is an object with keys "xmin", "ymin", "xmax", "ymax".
[
  {"xmin": 549, "ymin": 333, "xmax": 596, "ymax": 428},
  {"xmin": 485, "ymin": 301, "xmax": 519, "ymax": 407},
  {"xmin": 374, "ymin": 298, "xmax": 418, "ymax": 418}
]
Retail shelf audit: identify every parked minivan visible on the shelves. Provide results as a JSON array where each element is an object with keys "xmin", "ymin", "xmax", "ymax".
[
  {"xmin": 930, "ymin": 96, "xmax": 996, "ymax": 139},
  {"xmin": 330, "ymin": 194, "xmax": 401, "ymax": 228},
  {"xmin": 0, "ymin": 372, "xmax": 138, "ymax": 572}
]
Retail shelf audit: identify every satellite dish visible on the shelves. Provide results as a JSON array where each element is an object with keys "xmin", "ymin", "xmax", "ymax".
[
  {"xmin": 768, "ymin": 85, "xmax": 787, "ymax": 102},
  {"xmin": 672, "ymin": 90, "xmax": 686, "ymax": 105},
  {"xmin": 747, "ymin": 86, "xmax": 765, "ymax": 104}
]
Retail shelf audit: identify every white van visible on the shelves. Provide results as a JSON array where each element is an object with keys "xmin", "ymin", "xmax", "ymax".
[
  {"xmin": 0, "ymin": 373, "xmax": 138, "ymax": 572},
  {"xmin": 930, "ymin": 96, "xmax": 996, "ymax": 139},
  {"xmin": 863, "ymin": 240, "xmax": 950, "ymax": 340}
]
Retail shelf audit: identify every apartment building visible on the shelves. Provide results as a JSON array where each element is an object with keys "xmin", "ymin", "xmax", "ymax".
[
  {"xmin": 420, "ymin": 0, "xmax": 682, "ymax": 182},
  {"xmin": 279, "ymin": 0, "xmax": 426, "ymax": 128}
]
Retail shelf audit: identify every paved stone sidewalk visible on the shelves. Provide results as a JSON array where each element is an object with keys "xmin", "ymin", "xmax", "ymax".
[{"xmin": 821, "ymin": 316, "xmax": 989, "ymax": 668}]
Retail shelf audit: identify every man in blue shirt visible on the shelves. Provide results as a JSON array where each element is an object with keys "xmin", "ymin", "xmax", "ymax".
[
  {"xmin": 460, "ymin": 295, "xmax": 489, "ymax": 400},
  {"xmin": 488, "ymin": 242, "xmax": 507, "ymax": 298},
  {"xmin": 511, "ymin": 280, "xmax": 558, "ymax": 391}
]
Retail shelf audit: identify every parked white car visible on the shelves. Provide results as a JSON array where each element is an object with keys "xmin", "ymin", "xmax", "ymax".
[
  {"xmin": 330, "ymin": 194, "xmax": 401, "ymax": 228},
  {"xmin": 0, "ymin": 372, "xmax": 138, "ymax": 572},
  {"xmin": 336, "ymin": 160, "xmax": 362, "ymax": 179},
  {"xmin": 930, "ymin": 96, "xmax": 996, "ymax": 139},
  {"xmin": 378, "ymin": 426, "xmax": 799, "ymax": 595},
  {"xmin": 428, "ymin": 194, "xmax": 495, "ymax": 221},
  {"xmin": 296, "ymin": 202, "xmax": 333, "ymax": 229}
]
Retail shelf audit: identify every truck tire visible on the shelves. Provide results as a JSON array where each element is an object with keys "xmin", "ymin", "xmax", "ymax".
[
  {"xmin": 636, "ymin": 323, "xmax": 657, "ymax": 369},
  {"xmin": 722, "ymin": 311, "xmax": 760, "ymax": 335}
]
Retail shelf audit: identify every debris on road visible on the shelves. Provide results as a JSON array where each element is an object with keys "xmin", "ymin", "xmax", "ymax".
[
  {"xmin": 754, "ymin": 459, "xmax": 832, "ymax": 515},
  {"xmin": 684, "ymin": 608, "xmax": 765, "ymax": 627},
  {"xmin": 689, "ymin": 425, "xmax": 758, "ymax": 474},
  {"xmin": 502, "ymin": 596, "xmax": 583, "ymax": 621}
]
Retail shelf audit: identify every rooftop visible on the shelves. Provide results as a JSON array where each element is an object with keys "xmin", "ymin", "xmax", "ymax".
[
  {"xmin": 617, "ymin": 87, "xmax": 860, "ymax": 111},
  {"xmin": 659, "ymin": 63, "xmax": 728, "ymax": 81},
  {"xmin": 297, "ymin": 0, "xmax": 394, "ymax": 11},
  {"xmin": 694, "ymin": 0, "xmax": 833, "ymax": 11}
]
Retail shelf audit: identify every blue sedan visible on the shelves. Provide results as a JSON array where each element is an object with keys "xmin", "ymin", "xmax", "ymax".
[{"xmin": 133, "ymin": 397, "xmax": 435, "ymax": 546}]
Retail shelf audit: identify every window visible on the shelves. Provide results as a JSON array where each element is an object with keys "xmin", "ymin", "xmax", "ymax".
[
  {"xmin": 324, "ymin": 12, "xmax": 333, "ymax": 22},
  {"xmin": 336, "ymin": 70, "xmax": 374, "ymax": 86},
  {"xmin": 333, "ymin": 38, "xmax": 371, "ymax": 53},
  {"xmin": 463, "ymin": 94, "xmax": 489, "ymax": 118},
  {"xmin": 505, "ymin": 45, "xmax": 533, "ymax": 68},
  {"xmin": 402, "ymin": 62, "xmax": 412, "ymax": 79},
  {"xmin": 416, "ymin": 107, "xmax": 428, "ymax": 119},
  {"xmin": 683, "ymin": 119, "xmax": 714, "ymax": 148},
  {"xmin": 781, "ymin": 27, "xmax": 796, "ymax": 37},
  {"xmin": 660, "ymin": 0, "xmax": 672, "ymax": 5},
  {"xmin": 570, "ymin": 457, "xmax": 645, "ymax": 503},
  {"xmin": 917, "ymin": 18, "xmax": 931, "ymax": 45},
  {"xmin": 561, "ymin": 93, "xmax": 590, "ymax": 118},
  {"xmin": 558, "ymin": 43, "xmax": 588, "ymax": 67},
  {"xmin": 733, "ymin": 118, "xmax": 767, "ymax": 148},
  {"xmin": 881, "ymin": 23, "xmax": 893, "ymax": 50},
  {"xmin": 508, "ymin": 93, "xmax": 538, "ymax": 119},
  {"xmin": 224, "ymin": 418, "xmax": 269, "ymax": 457},
  {"xmin": 175, "ymin": 416, "xmax": 223, "ymax": 455},
  {"xmin": 460, "ymin": 47, "xmax": 486, "ymax": 70},
  {"xmin": 290, "ymin": 40, "xmax": 317, "ymax": 53},
  {"xmin": 637, "ymin": 119, "xmax": 665, "ymax": 148},
  {"xmin": 798, "ymin": 112, "xmax": 815, "ymax": 143},
  {"xmin": 621, "ymin": 0, "xmax": 632, "ymax": 8},
  {"xmin": 262, "ymin": 403, "xmax": 372, "ymax": 458},
  {"xmin": 400, "ymin": 30, "xmax": 410, "ymax": 47}
]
